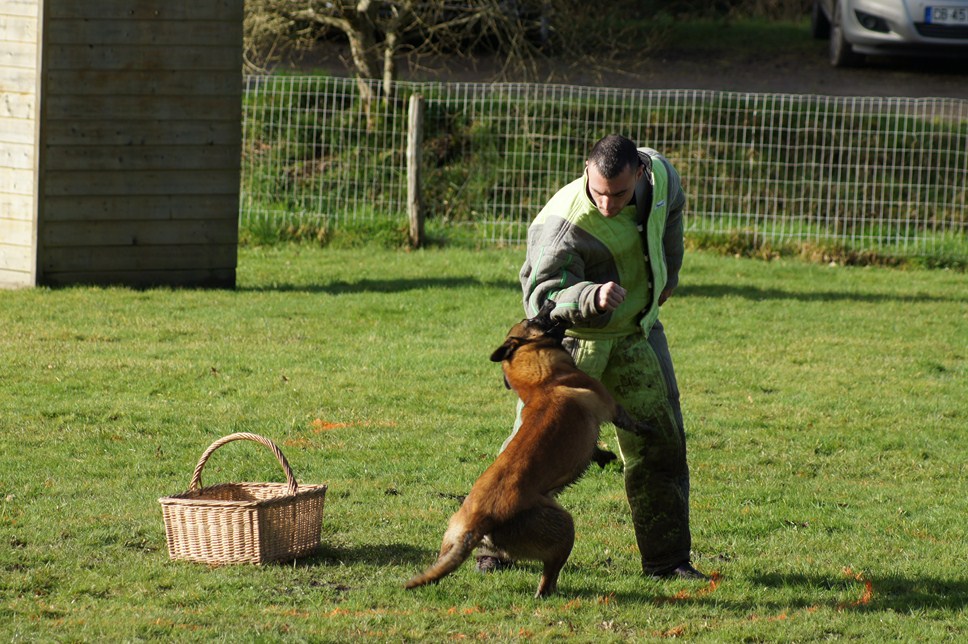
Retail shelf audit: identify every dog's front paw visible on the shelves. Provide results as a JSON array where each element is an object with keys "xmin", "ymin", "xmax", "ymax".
[
  {"xmin": 633, "ymin": 419, "xmax": 658, "ymax": 439},
  {"xmin": 591, "ymin": 446, "xmax": 618, "ymax": 468},
  {"xmin": 614, "ymin": 405, "xmax": 657, "ymax": 439}
]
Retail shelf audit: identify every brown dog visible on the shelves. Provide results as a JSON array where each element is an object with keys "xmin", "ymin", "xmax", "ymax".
[{"xmin": 405, "ymin": 301, "xmax": 652, "ymax": 597}]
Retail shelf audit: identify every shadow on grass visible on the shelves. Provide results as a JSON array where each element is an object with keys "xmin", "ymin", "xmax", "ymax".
[
  {"xmin": 238, "ymin": 278, "xmax": 960, "ymax": 303},
  {"xmin": 237, "ymin": 277, "xmax": 518, "ymax": 295},
  {"xmin": 562, "ymin": 570, "xmax": 968, "ymax": 611},
  {"xmin": 678, "ymin": 283, "xmax": 962, "ymax": 304},
  {"xmin": 749, "ymin": 571, "xmax": 968, "ymax": 612},
  {"xmin": 300, "ymin": 542, "xmax": 430, "ymax": 567}
]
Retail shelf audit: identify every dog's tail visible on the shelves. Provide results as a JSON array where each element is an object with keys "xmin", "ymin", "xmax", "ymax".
[{"xmin": 405, "ymin": 525, "xmax": 482, "ymax": 590}]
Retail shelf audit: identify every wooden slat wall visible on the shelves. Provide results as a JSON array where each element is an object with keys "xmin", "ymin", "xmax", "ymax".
[
  {"xmin": 37, "ymin": 0, "xmax": 242, "ymax": 287},
  {"xmin": 0, "ymin": 0, "xmax": 40, "ymax": 288}
]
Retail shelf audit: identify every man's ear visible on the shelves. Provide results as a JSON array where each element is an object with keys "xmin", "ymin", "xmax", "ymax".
[{"xmin": 490, "ymin": 339, "xmax": 518, "ymax": 362}]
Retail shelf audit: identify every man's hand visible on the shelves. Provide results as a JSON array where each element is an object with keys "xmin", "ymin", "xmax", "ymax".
[{"xmin": 596, "ymin": 281, "xmax": 626, "ymax": 312}]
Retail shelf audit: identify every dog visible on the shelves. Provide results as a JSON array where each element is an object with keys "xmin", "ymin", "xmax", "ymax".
[{"xmin": 405, "ymin": 300, "xmax": 652, "ymax": 597}]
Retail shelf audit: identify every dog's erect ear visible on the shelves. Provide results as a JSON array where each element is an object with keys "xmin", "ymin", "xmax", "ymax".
[
  {"xmin": 531, "ymin": 299, "xmax": 572, "ymax": 337},
  {"xmin": 534, "ymin": 299, "xmax": 556, "ymax": 324},
  {"xmin": 490, "ymin": 339, "xmax": 518, "ymax": 362}
]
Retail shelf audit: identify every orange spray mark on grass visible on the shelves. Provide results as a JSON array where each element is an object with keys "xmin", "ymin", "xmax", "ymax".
[
  {"xmin": 656, "ymin": 572, "xmax": 721, "ymax": 604},
  {"xmin": 659, "ymin": 624, "xmax": 686, "ymax": 637},
  {"xmin": 840, "ymin": 567, "xmax": 874, "ymax": 608},
  {"xmin": 311, "ymin": 419, "xmax": 398, "ymax": 433},
  {"xmin": 327, "ymin": 608, "xmax": 412, "ymax": 618}
]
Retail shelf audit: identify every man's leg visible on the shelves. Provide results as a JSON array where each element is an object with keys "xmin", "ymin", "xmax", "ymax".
[{"xmin": 599, "ymin": 324, "xmax": 698, "ymax": 577}]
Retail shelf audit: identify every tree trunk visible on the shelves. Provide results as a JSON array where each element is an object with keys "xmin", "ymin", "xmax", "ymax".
[
  {"xmin": 382, "ymin": 30, "xmax": 397, "ymax": 100},
  {"xmin": 342, "ymin": 5, "xmax": 383, "ymax": 129}
]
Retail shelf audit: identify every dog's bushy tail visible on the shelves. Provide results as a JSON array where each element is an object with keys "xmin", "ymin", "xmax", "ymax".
[{"xmin": 405, "ymin": 527, "xmax": 481, "ymax": 590}]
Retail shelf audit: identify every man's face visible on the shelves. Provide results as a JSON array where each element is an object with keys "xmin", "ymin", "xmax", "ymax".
[{"xmin": 586, "ymin": 161, "xmax": 643, "ymax": 218}]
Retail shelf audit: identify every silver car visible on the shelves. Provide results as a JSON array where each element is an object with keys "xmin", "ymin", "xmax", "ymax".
[{"xmin": 812, "ymin": 0, "xmax": 968, "ymax": 66}]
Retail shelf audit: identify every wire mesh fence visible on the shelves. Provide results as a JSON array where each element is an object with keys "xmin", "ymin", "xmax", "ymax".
[{"xmin": 241, "ymin": 75, "xmax": 968, "ymax": 256}]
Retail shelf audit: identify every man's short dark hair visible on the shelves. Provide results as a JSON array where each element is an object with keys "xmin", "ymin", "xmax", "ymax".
[{"xmin": 588, "ymin": 134, "xmax": 640, "ymax": 179}]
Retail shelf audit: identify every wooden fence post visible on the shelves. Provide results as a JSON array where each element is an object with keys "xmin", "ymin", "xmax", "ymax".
[{"xmin": 407, "ymin": 94, "xmax": 424, "ymax": 248}]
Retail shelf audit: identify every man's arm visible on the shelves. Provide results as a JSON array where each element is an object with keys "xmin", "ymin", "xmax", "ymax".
[{"xmin": 520, "ymin": 220, "xmax": 613, "ymax": 324}]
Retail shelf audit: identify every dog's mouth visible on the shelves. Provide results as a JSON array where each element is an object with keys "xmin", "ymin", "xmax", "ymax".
[
  {"xmin": 529, "ymin": 300, "xmax": 570, "ymax": 342},
  {"xmin": 490, "ymin": 301, "xmax": 572, "ymax": 365},
  {"xmin": 544, "ymin": 320, "xmax": 568, "ymax": 342}
]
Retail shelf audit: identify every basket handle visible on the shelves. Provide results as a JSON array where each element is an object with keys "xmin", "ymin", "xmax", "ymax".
[{"xmin": 189, "ymin": 432, "xmax": 298, "ymax": 496}]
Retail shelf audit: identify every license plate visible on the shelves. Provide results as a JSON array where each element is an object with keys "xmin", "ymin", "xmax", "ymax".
[{"xmin": 926, "ymin": 6, "xmax": 968, "ymax": 24}]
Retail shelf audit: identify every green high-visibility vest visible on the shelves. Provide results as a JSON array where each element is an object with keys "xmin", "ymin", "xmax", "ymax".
[{"xmin": 635, "ymin": 148, "xmax": 670, "ymax": 333}]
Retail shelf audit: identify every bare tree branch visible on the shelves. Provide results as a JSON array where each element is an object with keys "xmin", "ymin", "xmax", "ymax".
[{"xmin": 243, "ymin": 0, "xmax": 674, "ymax": 90}]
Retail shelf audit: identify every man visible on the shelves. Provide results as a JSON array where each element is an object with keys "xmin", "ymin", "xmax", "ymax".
[{"xmin": 478, "ymin": 134, "xmax": 705, "ymax": 580}]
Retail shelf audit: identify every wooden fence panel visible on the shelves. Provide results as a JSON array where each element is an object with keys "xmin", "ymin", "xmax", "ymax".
[
  {"xmin": 35, "ymin": 0, "xmax": 243, "ymax": 287},
  {"xmin": 0, "ymin": 0, "xmax": 39, "ymax": 287}
]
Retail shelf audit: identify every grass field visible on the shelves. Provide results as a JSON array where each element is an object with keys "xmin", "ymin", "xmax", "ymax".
[{"xmin": 1, "ymin": 245, "xmax": 966, "ymax": 641}]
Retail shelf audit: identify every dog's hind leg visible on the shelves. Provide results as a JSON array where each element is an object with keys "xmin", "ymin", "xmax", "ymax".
[{"xmin": 492, "ymin": 501, "xmax": 575, "ymax": 598}]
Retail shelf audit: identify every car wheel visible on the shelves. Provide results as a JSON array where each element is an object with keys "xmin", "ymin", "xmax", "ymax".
[
  {"xmin": 811, "ymin": 1, "xmax": 831, "ymax": 39},
  {"xmin": 829, "ymin": 0, "xmax": 863, "ymax": 67}
]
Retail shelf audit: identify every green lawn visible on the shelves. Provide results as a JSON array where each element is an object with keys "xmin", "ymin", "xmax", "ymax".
[{"xmin": 1, "ymin": 245, "xmax": 965, "ymax": 641}]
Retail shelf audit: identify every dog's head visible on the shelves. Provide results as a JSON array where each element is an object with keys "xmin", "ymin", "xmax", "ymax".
[{"xmin": 489, "ymin": 300, "xmax": 571, "ymax": 364}]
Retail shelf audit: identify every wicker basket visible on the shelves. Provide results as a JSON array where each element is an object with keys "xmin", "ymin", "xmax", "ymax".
[{"xmin": 159, "ymin": 432, "xmax": 327, "ymax": 565}]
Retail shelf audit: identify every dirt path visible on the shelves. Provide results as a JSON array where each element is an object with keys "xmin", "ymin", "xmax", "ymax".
[
  {"xmin": 622, "ymin": 49, "xmax": 968, "ymax": 99},
  {"xmin": 294, "ymin": 41, "xmax": 968, "ymax": 100}
]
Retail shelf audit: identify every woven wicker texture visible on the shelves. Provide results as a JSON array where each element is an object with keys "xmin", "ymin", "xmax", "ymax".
[{"xmin": 159, "ymin": 432, "xmax": 327, "ymax": 565}]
